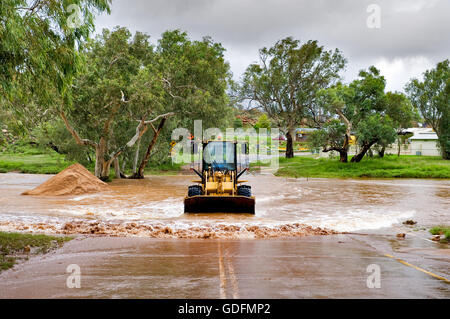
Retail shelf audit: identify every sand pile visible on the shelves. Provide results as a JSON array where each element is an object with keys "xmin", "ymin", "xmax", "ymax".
[{"xmin": 22, "ymin": 163, "xmax": 109, "ymax": 196}]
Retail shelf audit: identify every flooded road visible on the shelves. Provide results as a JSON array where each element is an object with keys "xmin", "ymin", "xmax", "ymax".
[
  {"xmin": 0, "ymin": 173, "xmax": 448, "ymax": 237},
  {"xmin": 0, "ymin": 173, "xmax": 449, "ymax": 298}
]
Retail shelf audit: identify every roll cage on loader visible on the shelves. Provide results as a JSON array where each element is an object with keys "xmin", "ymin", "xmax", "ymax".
[{"xmin": 184, "ymin": 141, "xmax": 255, "ymax": 214}]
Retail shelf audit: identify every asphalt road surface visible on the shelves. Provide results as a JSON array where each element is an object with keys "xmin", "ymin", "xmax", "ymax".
[{"xmin": 0, "ymin": 234, "xmax": 448, "ymax": 299}]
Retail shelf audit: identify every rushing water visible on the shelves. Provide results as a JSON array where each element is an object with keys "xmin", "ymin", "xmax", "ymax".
[{"xmin": 0, "ymin": 173, "xmax": 448, "ymax": 237}]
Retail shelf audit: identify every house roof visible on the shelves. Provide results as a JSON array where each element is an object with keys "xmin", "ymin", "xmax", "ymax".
[{"xmin": 407, "ymin": 128, "xmax": 438, "ymax": 140}]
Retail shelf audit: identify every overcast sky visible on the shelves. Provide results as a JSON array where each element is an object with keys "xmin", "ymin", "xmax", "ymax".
[{"xmin": 95, "ymin": 0, "xmax": 450, "ymax": 92}]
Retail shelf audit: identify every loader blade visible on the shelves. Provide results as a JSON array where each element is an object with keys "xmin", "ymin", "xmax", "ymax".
[{"xmin": 184, "ymin": 195, "xmax": 255, "ymax": 214}]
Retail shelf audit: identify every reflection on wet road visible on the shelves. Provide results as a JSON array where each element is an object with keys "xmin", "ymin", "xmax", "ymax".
[{"xmin": 0, "ymin": 236, "xmax": 448, "ymax": 299}]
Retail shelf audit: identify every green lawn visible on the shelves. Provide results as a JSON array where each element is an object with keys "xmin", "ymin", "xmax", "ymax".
[
  {"xmin": 0, "ymin": 152, "xmax": 74, "ymax": 174},
  {"xmin": 0, "ymin": 232, "xmax": 72, "ymax": 271},
  {"xmin": 271, "ymin": 155, "xmax": 450, "ymax": 179},
  {"xmin": 0, "ymin": 145, "xmax": 182, "ymax": 176}
]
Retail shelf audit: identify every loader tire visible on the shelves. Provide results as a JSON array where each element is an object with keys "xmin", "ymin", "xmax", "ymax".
[
  {"xmin": 237, "ymin": 185, "xmax": 252, "ymax": 197},
  {"xmin": 188, "ymin": 185, "xmax": 202, "ymax": 197}
]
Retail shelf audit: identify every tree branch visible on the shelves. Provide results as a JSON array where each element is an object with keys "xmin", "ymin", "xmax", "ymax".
[
  {"xmin": 141, "ymin": 112, "xmax": 175, "ymax": 124},
  {"xmin": 109, "ymin": 112, "xmax": 175, "ymax": 161},
  {"xmin": 60, "ymin": 111, "xmax": 97, "ymax": 148}
]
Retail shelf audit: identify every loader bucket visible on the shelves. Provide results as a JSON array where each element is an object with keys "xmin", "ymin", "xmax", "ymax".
[{"xmin": 184, "ymin": 195, "xmax": 255, "ymax": 214}]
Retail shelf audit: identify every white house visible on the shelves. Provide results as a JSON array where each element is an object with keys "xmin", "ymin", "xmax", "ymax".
[{"xmin": 407, "ymin": 128, "xmax": 441, "ymax": 156}]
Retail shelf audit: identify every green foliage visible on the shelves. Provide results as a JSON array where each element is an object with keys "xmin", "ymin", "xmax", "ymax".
[
  {"xmin": 309, "ymin": 120, "xmax": 346, "ymax": 151},
  {"xmin": 274, "ymin": 156, "xmax": 450, "ymax": 179},
  {"xmin": 254, "ymin": 114, "xmax": 271, "ymax": 130},
  {"xmin": 33, "ymin": 121, "xmax": 91, "ymax": 164},
  {"xmin": 349, "ymin": 66, "xmax": 387, "ymax": 119},
  {"xmin": 406, "ymin": 60, "xmax": 450, "ymax": 159},
  {"xmin": 233, "ymin": 118, "xmax": 243, "ymax": 129},
  {"xmin": 312, "ymin": 67, "xmax": 399, "ymax": 161},
  {"xmin": 0, "ymin": 0, "xmax": 111, "ymax": 130},
  {"xmin": 429, "ymin": 226, "xmax": 450, "ymax": 241},
  {"xmin": 356, "ymin": 114, "xmax": 397, "ymax": 149},
  {"xmin": 241, "ymin": 37, "xmax": 346, "ymax": 157},
  {"xmin": 385, "ymin": 92, "xmax": 418, "ymax": 131},
  {"xmin": 157, "ymin": 30, "xmax": 233, "ymax": 129},
  {"xmin": 56, "ymin": 27, "xmax": 234, "ymax": 176}
]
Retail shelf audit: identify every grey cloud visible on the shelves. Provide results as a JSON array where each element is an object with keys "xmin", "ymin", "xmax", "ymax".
[{"xmin": 95, "ymin": 0, "xmax": 450, "ymax": 91}]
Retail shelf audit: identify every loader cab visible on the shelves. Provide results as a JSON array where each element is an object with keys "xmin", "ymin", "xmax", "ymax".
[
  {"xmin": 191, "ymin": 141, "xmax": 249, "ymax": 177},
  {"xmin": 203, "ymin": 141, "xmax": 236, "ymax": 172},
  {"xmin": 185, "ymin": 140, "xmax": 255, "ymax": 214}
]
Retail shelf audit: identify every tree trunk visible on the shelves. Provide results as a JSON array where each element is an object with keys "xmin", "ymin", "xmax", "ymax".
[
  {"xmin": 398, "ymin": 139, "xmax": 401, "ymax": 157},
  {"xmin": 351, "ymin": 141, "xmax": 377, "ymax": 163},
  {"xmin": 133, "ymin": 139, "xmax": 141, "ymax": 174},
  {"xmin": 100, "ymin": 160, "xmax": 111, "ymax": 181},
  {"xmin": 285, "ymin": 129, "xmax": 295, "ymax": 159},
  {"xmin": 130, "ymin": 118, "xmax": 167, "ymax": 179},
  {"xmin": 339, "ymin": 150, "xmax": 348, "ymax": 163},
  {"xmin": 378, "ymin": 147, "xmax": 385, "ymax": 158},
  {"xmin": 113, "ymin": 158, "xmax": 121, "ymax": 179},
  {"xmin": 94, "ymin": 147, "xmax": 103, "ymax": 179},
  {"xmin": 94, "ymin": 137, "xmax": 111, "ymax": 181},
  {"xmin": 439, "ymin": 139, "xmax": 449, "ymax": 160}
]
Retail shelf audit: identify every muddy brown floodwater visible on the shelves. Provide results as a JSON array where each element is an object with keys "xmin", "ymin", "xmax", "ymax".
[{"xmin": 0, "ymin": 173, "xmax": 448, "ymax": 238}]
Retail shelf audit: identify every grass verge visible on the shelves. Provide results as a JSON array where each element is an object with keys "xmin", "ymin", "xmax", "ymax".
[
  {"xmin": 0, "ymin": 144, "xmax": 182, "ymax": 176},
  {"xmin": 273, "ymin": 155, "xmax": 450, "ymax": 179},
  {"xmin": 0, "ymin": 232, "xmax": 72, "ymax": 271},
  {"xmin": 430, "ymin": 226, "xmax": 450, "ymax": 244}
]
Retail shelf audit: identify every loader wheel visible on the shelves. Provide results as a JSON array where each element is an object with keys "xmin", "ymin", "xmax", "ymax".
[
  {"xmin": 188, "ymin": 185, "xmax": 202, "ymax": 197},
  {"xmin": 237, "ymin": 185, "xmax": 252, "ymax": 197}
]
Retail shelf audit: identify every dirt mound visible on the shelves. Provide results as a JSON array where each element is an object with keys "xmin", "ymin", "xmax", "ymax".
[{"xmin": 22, "ymin": 163, "xmax": 109, "ymax": 196}]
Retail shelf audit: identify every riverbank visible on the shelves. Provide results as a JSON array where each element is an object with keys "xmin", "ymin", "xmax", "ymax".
[
  {"xmin": 0, "ymin": 232, "xmax": 72, "ymax": 271},
  {"xmin": 261, "ymin": 155, "xmax": 450, "ymax": 179}
]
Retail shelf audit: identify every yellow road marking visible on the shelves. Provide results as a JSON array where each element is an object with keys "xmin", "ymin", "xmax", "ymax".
[
  {"xmin": 227, "ymin": 258, "xmax": 240, "ymax": 299},
  {"xmin": 384, "ymin": 254, "xmax": 450, "ymax": 284},
  {"xmin": 349, "ymin": 234, "xmax": 449, "ymax": 284},
  {"xmin": 218, "ymin": 242, "xmax": 227, "ymax": 299}
]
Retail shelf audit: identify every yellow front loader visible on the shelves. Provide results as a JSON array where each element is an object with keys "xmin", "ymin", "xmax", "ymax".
[{"xmin": 184, "ymin": 141, "xmax": 255, "ymax": 214}]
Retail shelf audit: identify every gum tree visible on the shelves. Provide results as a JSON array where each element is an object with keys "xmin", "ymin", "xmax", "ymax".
[
  {"xmin": 60, "ymin": 28, "xmax": 173, "ymax": 180},
  {"xmin": 309, "ymin": 84, "xmax": 355, "ymax": 162},
  {"xmin": 240, "ymin": 37, "xmax": 346, "ymax": 158},
  {"xmin": 406, "ymin": 60, "xmax": 450, "ymax": 159},
  {"xmin": 385, "ymin": 92, "xmax": 418, "ymax": 157},
  {"xmin": 61, "ymin": 28, "xmax": 234, "ymax": 180},
  {"xmin": 348, "ymin": 67, "xmax": 396, "ymax": 162},
  {"xmin": 0, "ymin": 0, "xmax": 111, "ymax": 124},
  {"xmin": 310, "ymin": 67, "xmax": 397, "ymax": 163}
]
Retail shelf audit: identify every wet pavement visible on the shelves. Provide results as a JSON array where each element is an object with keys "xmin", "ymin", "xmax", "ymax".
[{"xmin": 0, "ymin": 236, "xmax": 448, "ymax": 298}]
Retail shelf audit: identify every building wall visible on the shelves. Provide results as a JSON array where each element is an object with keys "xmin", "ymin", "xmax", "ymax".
[{"xmin": 410, "ymin": 140, "xmax": 441, "ymax": 156}]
